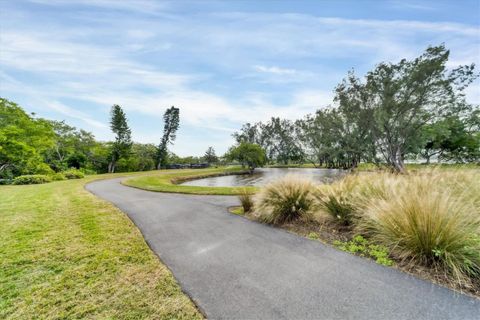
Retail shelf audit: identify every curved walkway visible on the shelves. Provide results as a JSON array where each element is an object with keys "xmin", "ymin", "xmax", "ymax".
[{"xmin": 86, "ymin": 178, "xmax": 479, "ymax": 320}]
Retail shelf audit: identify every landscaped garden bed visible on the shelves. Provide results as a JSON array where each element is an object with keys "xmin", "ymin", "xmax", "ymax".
[{"xmin": 230, "ymin": 169, "xmax": 480, "ymax": 298}]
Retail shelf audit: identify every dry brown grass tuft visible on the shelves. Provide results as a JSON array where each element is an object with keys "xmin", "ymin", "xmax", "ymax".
[{"xmin": 255, "ymin": 175, "xmax": 316, "ymax": 225}]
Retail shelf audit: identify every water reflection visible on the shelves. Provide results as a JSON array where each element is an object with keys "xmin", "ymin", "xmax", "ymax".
[{"xmin": 180, "ymin": 167, "xmax": 346, "ymax": 187}]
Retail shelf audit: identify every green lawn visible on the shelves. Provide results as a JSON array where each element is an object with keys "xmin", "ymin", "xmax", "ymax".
[
  {"xmin": 123, "ymin": 167, "xmax": 258, "ymax": 195},
  {"xmin": 0, "ymin": 174, "xmax": 202, "ymax": 319}
]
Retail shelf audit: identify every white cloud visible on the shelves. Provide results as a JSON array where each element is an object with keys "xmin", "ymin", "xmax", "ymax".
[
  {"xmin": 254, "ymin": 65, "xmax": 297, "ymax": 75},
  {"xmin": 1, "ymin": 3, "xmax": 478, "ymax": 155}
]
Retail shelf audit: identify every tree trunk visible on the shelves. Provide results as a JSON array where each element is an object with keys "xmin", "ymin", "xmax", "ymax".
[{"xmin": 108, "ymin": 161, "xmax": 116, "ymax": 173}]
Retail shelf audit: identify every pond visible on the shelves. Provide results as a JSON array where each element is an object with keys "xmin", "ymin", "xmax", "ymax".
[{"xmin": 180, "ymin": 167, "xmax": 346, "ymax": 187}]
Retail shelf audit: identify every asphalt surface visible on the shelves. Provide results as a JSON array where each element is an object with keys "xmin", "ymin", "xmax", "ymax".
[{"xmin": 86, "ymin": 178, "xmax": 480, "ymax": 320}]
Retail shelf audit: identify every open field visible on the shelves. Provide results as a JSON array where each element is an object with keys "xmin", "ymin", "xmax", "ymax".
[
  {"xmin": 0, "ymin": 174, "xmax": 202, "ymax": 319},
  {"xmin": 123, "ymin": 166, "xmax": 258, "ymax": 195}
]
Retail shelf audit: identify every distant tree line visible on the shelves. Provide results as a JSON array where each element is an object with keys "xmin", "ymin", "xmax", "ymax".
[
  {"xmin": 232, "ymin": 45, "xmax": 479, "ymax": 172},
  {"xmin": 0, "ymin": 99, "xmax": 194, "ymax": 179}
]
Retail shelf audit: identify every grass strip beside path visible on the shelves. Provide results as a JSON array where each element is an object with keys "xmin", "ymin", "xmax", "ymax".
[
  {"xmin": 0, "ymin": 174, "xmax": 202, "ymax": 319},
  {"xmin": 123, "ymin": 167, "xmax": 258, "ymax": 195}
]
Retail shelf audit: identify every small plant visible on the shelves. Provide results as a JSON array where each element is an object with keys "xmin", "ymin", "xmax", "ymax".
[
  {"xmin": 307, "ymin": 232, "xmax": 320, "ymax": 240},
  {"xmin": 13, "ymin": 174, "xmax": 52, "ymax": 185},
  {"xmin": 238, "ymin": 188, "xmax": 254, "ymax": 213},
  {"xmin": 229, "ymin": 207, "xmax": 245, "ymax": 215},
  {"xmin": 255, "ymin": 176, "xmax": 315, "ymax": 225},
  {"xmin": 63, "ymin": 169, "xmax": 85, "ymax": 179},
  {"xmin": 334, "ymin": 235, "xmax": 394, "ymax": 266}
]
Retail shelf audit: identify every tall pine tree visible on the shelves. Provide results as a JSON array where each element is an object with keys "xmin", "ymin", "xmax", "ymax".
[
  {"xmin": 157, "ymin": 106, "xmax": 180, "ymax": 169},
  {"xmin": 108, "ymin": 104, "xmax": 132, "ymax": 173}
]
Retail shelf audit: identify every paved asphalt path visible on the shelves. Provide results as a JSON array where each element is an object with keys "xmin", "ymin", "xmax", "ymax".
[{"xmin": 86, "ymin": 178, "xmax": 479, "ymax": 320}]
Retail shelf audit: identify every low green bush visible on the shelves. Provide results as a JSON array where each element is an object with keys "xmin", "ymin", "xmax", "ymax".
[
  {"xmin": 33, "ymin": 163, "xmax": 55, "ymax": 175},
  {"xmin": 255, "ymin": 176, "xmax": 316, "ymax": 224},
  {"xmin": 51, "ymin": 173, "xmax": 67, "ymax": 181},
  {"xmin": 334, "ymin": 235, "xmax": 394, "ymax": 266},
  {"xmin": 13, "ymin": 174, "xmax": 52, "ymax": 185},
  {"xmin": 63, "ymin": 169, "xmax": 85, "ymax": 179}
]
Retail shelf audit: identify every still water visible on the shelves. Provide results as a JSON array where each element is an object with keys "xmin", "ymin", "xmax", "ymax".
[{"xmin": 180, "ymin": 167, "xmax": 346, "ymax": 187}]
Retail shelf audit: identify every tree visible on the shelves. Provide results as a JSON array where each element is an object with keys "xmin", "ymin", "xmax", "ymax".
[
  {"xmin": 226, "ymin": 142, "xmax": 266, "ymax": 172},
  {"xmin": 233, "ymin": 118, "xmax": 304, "ymax": 164},
  {"xmin": 44, "ymin": 120, "xmax": 78, "ymax": 171},
  {"xmin": 157, "ymin": 106, "xmax": 180, "ymax": 169},
  {"xmin": 337, "ymin": 45, "xmax": 477, "ymax": 172},
  {"xmin": 108, "ymin": 105, "xmax": 132, "ymax": 173},
  {"xmin": 204, "ymin": 146, "xmax": 218, "ymax": 164},
  {"xmin": 0, "ymin": 98, "xmax": 55, "ymax": 178}
]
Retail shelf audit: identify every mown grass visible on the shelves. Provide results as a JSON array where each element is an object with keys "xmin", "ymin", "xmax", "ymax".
[
  {"xmin": 0, "ymin": 175, "xmax": 202, "ymax": 319},
  {"xmin": 123, "ymin": 167, "xmax": 258, "ymax": 195}
]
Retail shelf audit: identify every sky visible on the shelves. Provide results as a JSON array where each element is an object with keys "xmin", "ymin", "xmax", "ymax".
[{"xmin": 1, "ymin": 0, "xmax": 479, "ymax": 156}]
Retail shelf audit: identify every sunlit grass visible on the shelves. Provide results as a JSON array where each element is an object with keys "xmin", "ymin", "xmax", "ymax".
[
  {"xmin": 123, "ymin": 166, "xmax": 258, "ymax": 195},
  {"xmin": 0, "ymin": 175, "xmax": 202, "ymax": 319}
]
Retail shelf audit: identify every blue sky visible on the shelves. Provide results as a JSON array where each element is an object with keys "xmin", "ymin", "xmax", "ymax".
[{"xmin": 1, "ymin": 0, "xmax": 479, "ymax": 156}]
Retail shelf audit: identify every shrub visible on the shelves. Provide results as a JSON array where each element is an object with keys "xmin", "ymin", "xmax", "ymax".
[
  {"xmin": 51, "ymin": 173, "xmax": 66, "ymax": 181},
  {"xmin": 79, "ymin": 168, "xmax": 97, "ymax": 175},
  {"xmin": 34, "ymin": 163, "xmax": 55, "ymax": 175},
  {"xmin": 13, "ymin": 174, "xmax": 52, "ymax": 185},
  {"xmin": 357, "ymin": 170, "xmax": 480, "ymax": 283},
  {"xmin": 238, "ymin": 188, "xmax": 254, "ymax": 213},
  {"xmin": 255, "ymin": 176, "xmax": 316, "ymax": 225},
  {"xmin": 63, "ymin": 169, "xmax": 85, "ymax": 179}
]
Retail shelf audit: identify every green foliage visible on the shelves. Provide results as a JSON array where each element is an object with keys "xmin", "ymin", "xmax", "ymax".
[
  {"xmin": 157, "ymin": 106, "xmax": 180, "ymax": 169},
  {"xmin": 0, "ymin": 98, "xmax": 55, "ymax": 178},
  {"xmin": 226, "ymin": 142, "xmax": 266, "ymax": 171},
  {"xmin": 307, "ymin": 232, "xmax": 320, "ymax": 240},
  {"xmin": 51, "ymin": 173, "xmax": 66, "ymax": 181},
  {"xmin": 334, "ymin": 235, "xmax": 394, "ymax": 266},
  {"xmin": 108, "ymin": 105, "xmax": 132, "ymax": 173},
  {"xmin": 63, "ymin": 169, "xmax": 85, "ymax": 179},
  {"xmin": 204, "ymin": 146, "xmax": 218, "ymax": 164},
  {"xmin": 233, "ymin": 118, "xmax": 304, "ymax": 164},
  {"xmin": 13, "ymin": 174, "xmax": 52, "ymax": 185},
  {"xmin": 256, "ymin": 176, "xmax": 315, "ymax": 225},
  {"xmin": 238, "ymin": 188, "xmax": 254, "ymax": 213}
]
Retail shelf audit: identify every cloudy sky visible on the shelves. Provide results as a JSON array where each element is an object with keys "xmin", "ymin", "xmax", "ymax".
[{"xmin": 1, "ymin": 0, "xmax": 479, "ymax": 156}]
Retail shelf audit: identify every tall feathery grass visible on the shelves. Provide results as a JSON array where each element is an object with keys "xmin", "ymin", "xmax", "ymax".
[
  {"xmin": 255, "ymin": 176, "xmax": 316, "ymax": 225},
  {"xmin": 314, "ymin": 176, "xmax": 358, "ymax": 225},
  {"xmin": 316, "ymin": 170, "xmax": 480, "ymax": 285},
  {"xmin": 238, "ymin": 188, "xmax": 254, "ymax": 213}
]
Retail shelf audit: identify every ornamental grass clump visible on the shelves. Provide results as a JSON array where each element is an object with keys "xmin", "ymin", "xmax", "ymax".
[
  {"xmin": 314, "ymin": 175, "xmax": 359, "ymax": 225},
  {"xmin": 357, "ymin": 170, "xmax": 480, "ymax": 285},
  {"xmin": 238, "ymin": 188, "xmax": 254, "ymax": 213},
  {"xmin": 255, "ymin": 176, "xmax": 316, "ymax": 225}
]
